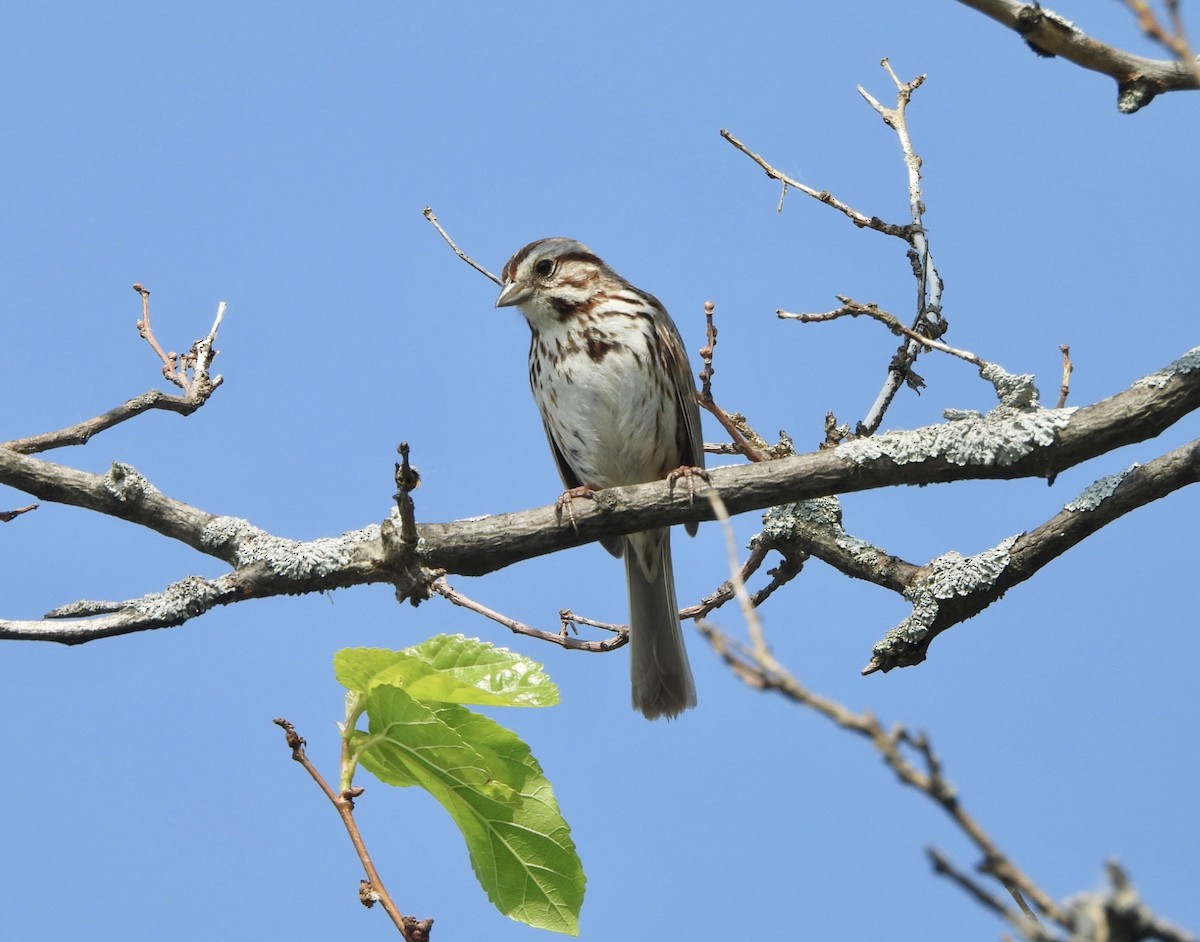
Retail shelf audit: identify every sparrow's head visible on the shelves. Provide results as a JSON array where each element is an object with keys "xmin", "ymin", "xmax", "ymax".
[{"xmin": 496, "ymin": 238, "xmax": 610, "ymax": 320}]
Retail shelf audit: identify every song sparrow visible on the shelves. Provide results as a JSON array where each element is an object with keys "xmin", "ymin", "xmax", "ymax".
[{"xmin": 496, "ymin": 238, "xmax": 704, "ymax": 719}]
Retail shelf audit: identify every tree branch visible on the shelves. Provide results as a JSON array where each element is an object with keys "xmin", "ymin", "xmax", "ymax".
[
  {"xmin": 702, "ymin": 620, "xmax": 1197, "ymax": 940},
  {"xmin": 954, "ymin": 0, "xmax": 1200, "ymax": 111},
  {"xmin": 4, "ymin": 292, "xmax": 227, "ymax": 455},
  {"xmin": 862, "ymin": 437, "xmax": 1200, "ymax": 672},
  {"xmin": 1, "ymin": 347, "xmax": 1197, "ymax": 645}
]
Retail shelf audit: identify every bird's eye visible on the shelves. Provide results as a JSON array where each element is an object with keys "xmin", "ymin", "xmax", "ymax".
[{"xmin": 534, "ymin": 258, "xmax": 554, "ymax": 277}]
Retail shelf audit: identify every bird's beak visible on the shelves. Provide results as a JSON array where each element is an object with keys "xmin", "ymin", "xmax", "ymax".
[{"xmin": 496, "ymin": 280, "xmax": 532, "ymax": 308}]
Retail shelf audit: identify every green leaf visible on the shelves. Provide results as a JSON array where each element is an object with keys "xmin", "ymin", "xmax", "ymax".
[
  {"xmin": 335, "ymin": 635, "xmax": 560, "ymax": 708},
  {"xmin": 353, "ymin": 683, "xmax": 585, "ymax": 934}
]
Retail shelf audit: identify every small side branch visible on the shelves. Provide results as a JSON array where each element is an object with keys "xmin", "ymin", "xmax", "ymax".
[
  {"xmin": 1057, "ymin": 345, "xmax": 1074, "ymax": 409},
  {"xmin": 856, "ymin": 60, "xmax": 945, "ymax": 435},
  {"xmin": 699, "ymin": 623, "xmax": 1066, "ymax": 926},
  {"xmin": 864, "ymin": 437, "xmax": 1200, "ymax": 673},
  {"xmin": 955, "ymin": 0, "xmax": 1200, "ymax": 111},
  {"xmin": 720, "ymin": 128, "xmax": 914, "ymax": 239},
  {"xmin": 3, "ymin": 289, "xmax": 227, "ymax": 455},
  {"xmin": 1122, "ymin": 0, "xmax": 1200, "ymax": 85},
  {"xmin": 422, "ymin": 208, "xmax": 501, "ymax": 285},
  {"xmin": 727, "ymin": 60, "xmax": 944, "ymax": 437},
  {"xmin": 134, "ymin": 284, "xmax": 225, "ymax": 398},
  {"xmin": 696, "ymin": 300, "xmax": 789, "ymax": 461},
  {"xmin": 431, "ymin": 578, "xmax": 628, "ymax": 652},
  {"xmin": 273, "ymin": 719, "xmax": 429, "ymax": 940},
  {"xmin": 779, "ymin": 298, "xmax": 981, "ymax": 368},
  {"xmin": 1, "ymin": 503, "xmax": 38, "ymax": 522}
]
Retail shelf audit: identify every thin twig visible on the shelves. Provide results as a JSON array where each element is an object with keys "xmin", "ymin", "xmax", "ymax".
[
  {"xmin": 272, "ymin": 718, "xmax": 423, "ymax": 939},
  {"xmin": 4, "ymin": 292, "xmax": 225, "ymax": 454},
  {"xmin": 698, "ymin": 623, "xmax": 1068, "ymax": 926},
  {"xmin": 855, "ymin": 60, "xmax": 945, "ymax": 436},
  {"xmin": 422, "ymin": 208, "xmax": 501, "ymax": 285},
  {"xmin": 697, "ymin": 493, "xmax": 1065, "ymax": 924},
  {"xmin": 133, "ymin": 284, "xmax": 176, "ymax": 382},
  {"xmin": 432, "ymin": 578, "xmax": 628, "ymax": 651},
  {"xmin": 133, "ymin": 284, "xmax": 226, "ymax": 398},
  {"xmin": 1121, "ymin": 0, "xmax": 1200, "ymax": 82},
  {"xmin": 1057, "ymin": 345, "xmax": 1073, "ymax": 409},
  {"xmin": 720, "ymin": 129, "xmax": 914, "ymax": 239},
  {"xmin": 0, "ymin": 503, "xmax": 38, "ymax": 522},
  {"xmin": 704, "ymin": 488, "xmax": 772, "ymax": 662},
  {"xmin": 726, "ymin": 62, "xmax": 944, "ymax": 438},
  {"xmin": 557, "ymin": 609, "xmax": 624, "ymax": 634},
  {"xmin": 393, "ymin": 442, "xmax": 421, "ymax": 546},
  {"xmin": 680, "ymin": 537, "xmax": 775, "ymax": 620},
  {"xmin": 696, "ymin": 300, "xmax": 768, "ymax": 461},
  {"xmin": 928, "ymin": 849, "xmax": 1056, "ymax": 942},
  {"xmin": 779, "ymin": 298, "xmax": 984, "ymax": 368},
  {"xmin": 955, "ymin": 0, "xmax": 1199, "ymax": 112}
]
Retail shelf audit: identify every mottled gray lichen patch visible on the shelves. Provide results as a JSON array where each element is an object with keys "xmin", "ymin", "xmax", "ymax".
[
  {"xmin": 874, "ymin": 536, "xmax": 1019, "ymax": 655},
  {"xmin": 1064, "ymin": 465, "xmax": 1138, "ymax": 512},
  {"xmin": 917, "ymin": 537, "xmax": 1018, "ymax": 599},
  {"xmin": 103, "ymin": 462, "xmax": 159, "ymax": 501},
  {"xmin": 980, "ymin": 363, "xmax": 1040, "ymax": 408},
  {"xmin": 200, "ymin": 516, "xmax": 376, "ymax": 579},
  {"xmin": 840, "ymin": 405, "xmax": 1075, "ymax": 468},
  {"xmin": 1132, "ymin": 347, "xmax": 1200, "ymax": 390},
  {"xmin": 762, "ymin": 497, "xmax": 842, "ymax": 534},
  {"xmin": 130, "ymin": 575, "xmax": 222, "ymax": 620},
  {"xmin": 763, "ymin": 498, "xmax": 887, "ymax": 572}
]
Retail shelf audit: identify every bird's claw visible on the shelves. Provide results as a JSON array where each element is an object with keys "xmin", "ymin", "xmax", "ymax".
[
  {"xmin": 666, "ymin": 465, "xmax": 710, "ymax": 504},
  {"xmin": 555, "ymin": 485, "xmax": 600, "ymax": 533}
]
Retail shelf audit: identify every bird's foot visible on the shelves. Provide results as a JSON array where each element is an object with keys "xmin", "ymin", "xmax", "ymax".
[
  {"xmin": 666, "ymin": 465, "xmax": 710, "ymax": 504},
  {"xmin": 555, "ymin": 485, "xmax": 600, "ymax": 533}
]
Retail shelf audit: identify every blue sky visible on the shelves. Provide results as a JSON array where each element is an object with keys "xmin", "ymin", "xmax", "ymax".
[{"xmin": 2, "ymin": 2, "xmax": 1197, "ymax": 939}]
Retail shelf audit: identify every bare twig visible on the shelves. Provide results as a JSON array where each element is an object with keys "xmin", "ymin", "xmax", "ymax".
[
  {"xmin": 133, "ymin": 284, "xmax": 174, "ymax": 380},
  {"xmin": 720, "ymin": 128, "xmax": 914, "ymax": 239},
  {"xmin": 1122, "ymin": 0, "xmax": 1200, "ymax": 83},
  {"xmin": 133, "ymin": 285, "xmax": 225, "ymax": 398},
  {"xmin": 1057, "ymin": 345, "xmax": 1073, "ymax": 409},
  {"xmin": 726, "ymin": 61, "xmax": 943, "ymax": 438},
  {"xmin": 432, "ymin": 578, "xmax": 628, "ymax": 652},
  {"xmin": 779, "ymin": 298, "xmax": 983, "ymax": 368},
  {"xmin": 557, "ymin": 609, "xmax": 625, "ymax": 634},
  {"xmin": 273, "ymin": 718, "xmax": 425, "ymax": 939},
  {"xmin": 3, "ymin": 390, "xmax": 215, "ymax": 455},
  {"xmin": 3, "ymin": 291, "xmax": 226, "ymax": 454},
  {"xmin": 696, "ymin": 300, "xmax": 769, "ymax": 461},
  {"xmin": 704, "ymin": 487, "xmax": 771, "ymax": 661},
  {"xmin": 699, "ymin": 623, "xmax": 1068, "ymax": 925},
  {"xmin": 422, "ymin": 208, "xmax": 501, "ymax": 285},
  {"xmin": 681, "ymin": 540, "xmax": 792, "ymax": 619},
  {"xmin": 855, "ymin": 60, "xmax": 945, "ymax": 436},
  {"xmin": 393, "ymin": 442, "xmax": 421, "ymax": 547},
  {"xmin": 0, "ymin": 503, "xmax": 38, "ymax": 522}
]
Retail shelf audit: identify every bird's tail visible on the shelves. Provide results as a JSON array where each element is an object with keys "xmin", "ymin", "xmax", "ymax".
[{"xmin": 625, "ymin": 529, "xmax": 697, "ymax": 720}]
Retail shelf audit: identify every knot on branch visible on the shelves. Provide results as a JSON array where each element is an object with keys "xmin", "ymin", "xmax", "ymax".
[
  {"xmin": 382, "ymin": 442, "xmax": 439, "ymax": 606},
  {"xmin": 979, "ymin": 363, "xmax": 1040, "ymax": 409},
  {"xmin": 1118, "ymin": 78, "xmax": 1159, "ymax": 113},
  {"xmin": 381, "ymin": 511, "xmax": 440, "ymax": 608},
  {"xmin": 103, "ymin": 462, "xmax": 158, "ymax": 503},
  {"xmin": 402, "ymin": 915, "xmax": 435, "ymax": 942},
  {"xmin": 1014, "ymin": 3, "xmax": 1076, "ymax": 58}
]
